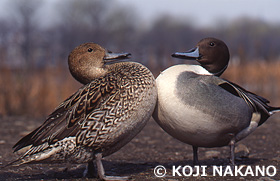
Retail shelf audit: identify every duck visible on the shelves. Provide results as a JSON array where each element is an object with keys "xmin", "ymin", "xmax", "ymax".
[
  {"xmin": 153, "ymin": 37, "xmax": 280, "ymax": 166},
  {"xmin": 9, "ymin": 43, "xmax": 157, "ymax": 180}
]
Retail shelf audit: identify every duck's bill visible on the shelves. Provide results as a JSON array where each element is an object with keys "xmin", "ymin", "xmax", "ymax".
[
  {"xmin": 104, "ymin": 50, "xmax": 131, "ymax": 62},
  {"xmin": 172, "ymin": 47, "xmax": 200, "ymax": 60}
]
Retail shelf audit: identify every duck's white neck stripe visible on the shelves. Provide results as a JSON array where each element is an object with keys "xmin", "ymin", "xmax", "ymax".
[{"xmin": 182, "ymin": 65, "xmax": 212, "ymax": 75}]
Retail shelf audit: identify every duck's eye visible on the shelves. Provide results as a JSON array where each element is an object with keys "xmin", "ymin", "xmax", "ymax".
[
  {"xmin": 88, "ymin": 48, "xmax": 93, "ymax": 52},
  {"xmin": 209, "ymin": 42, "xmax": 215, "ymax": 47}
]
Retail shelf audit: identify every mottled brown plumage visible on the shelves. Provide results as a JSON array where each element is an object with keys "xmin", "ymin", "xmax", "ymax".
[{"xmin": 10, "ymin": 43, "xmax": 157, "ymax": 180}]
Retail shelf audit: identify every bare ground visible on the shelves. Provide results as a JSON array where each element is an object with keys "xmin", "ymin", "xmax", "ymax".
[{"xmin": 0, "ymin": 116, "xmax": 280, "ymax": 181}]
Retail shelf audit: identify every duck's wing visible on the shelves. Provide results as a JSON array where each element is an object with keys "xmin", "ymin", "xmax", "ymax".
[
  {"xmin": 212, "ymin": 77, "xmax": 280, "ymax": 126},
  {"xmin": 13, "ymin": 75, "xmax": 116, "ymax": 152}
]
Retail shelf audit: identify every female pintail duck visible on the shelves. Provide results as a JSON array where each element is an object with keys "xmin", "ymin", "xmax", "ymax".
[
  {"xmin": 9, "ymin": 43, "xmax": 157, "ymax": 180},
  {"xmin": 153, "ymin": 37, "xmax": 280, "ymax": 166}
]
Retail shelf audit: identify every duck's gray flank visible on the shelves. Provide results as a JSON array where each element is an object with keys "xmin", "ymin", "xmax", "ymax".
[
  {"xmin": 175, "ymin": 71, "xmax": 251, "ymax": 127},
  {"xmin": 9, "ymin": 43, "xmax": 157, "ymax": 180}
]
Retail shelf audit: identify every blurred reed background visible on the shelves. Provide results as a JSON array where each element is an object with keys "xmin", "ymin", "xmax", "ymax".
[{"xmin": 0, "ymin": 0, "xmax": 280, "ymax": 118}]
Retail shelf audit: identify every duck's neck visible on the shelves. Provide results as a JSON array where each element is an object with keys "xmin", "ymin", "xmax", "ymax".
[
  {"xmin": 187, "ymin": 64, "xmax": 228, "ymax": 77},
  {"xmin": 212, "ymin": 65, "xmax": 228, "ymax": 77},
  {"xmin": 70, "ymin": 66, "xmax": 108, "ymax": 85},
  {"xmin": 184, "ymin": 65, "xmax": 212, "ymax": 75}
]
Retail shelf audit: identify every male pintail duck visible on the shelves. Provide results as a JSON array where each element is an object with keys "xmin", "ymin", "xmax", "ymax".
[
  {"xmin": 9, "ymin": 43, "xmax": 157, "ymax": 180},
  {"xmin": 153, "ymin": 37, "xmax": 280, "ymax": 166}
]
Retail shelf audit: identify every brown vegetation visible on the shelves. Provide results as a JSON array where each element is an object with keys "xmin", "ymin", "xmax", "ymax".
[
  {"xmin": 0, "ymin": 67, "xmax": 80, "ymax": 117},
  {"xmin": 0, "ymin": 61, "xmax": 280, "ymax": 117},
  {"xmin": 223, "ymin": 61, "xmax": 280, "ymax": 107}
]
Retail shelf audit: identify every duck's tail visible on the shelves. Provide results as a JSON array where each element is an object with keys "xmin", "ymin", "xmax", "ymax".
[
  {"xmin": 3, "ymin": 143, "xmax": 60, "ymax": 169},
  {"xmin": 269, "ymin": 106, "xmax": 280, "ymax": 115},
  {"xmin": 3, "ymin": 157, "xmax": 30, "ymax": 168}
]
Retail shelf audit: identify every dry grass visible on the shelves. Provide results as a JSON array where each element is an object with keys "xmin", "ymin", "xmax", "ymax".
[
  {"xmin": 0, "ymin": 67, "xmax": 81, "ymax": 117},
  {"xmin": 0, "ymin": 61, "xmax": 280, "ymax": 117},
  {"xmin": 223, "ymin": 61, "xmax": 280, "ymax": 107}
]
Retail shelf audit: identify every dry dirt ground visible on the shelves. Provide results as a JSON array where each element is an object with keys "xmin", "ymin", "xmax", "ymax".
[{"xmin": 0, "ymin": 116, "xmax": 280, "ymax": 181}]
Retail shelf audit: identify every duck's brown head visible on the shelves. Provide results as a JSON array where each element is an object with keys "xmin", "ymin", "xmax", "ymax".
[{"xmin": 68, "ymin": 43, "xmax": 131, "ymax": 84}]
